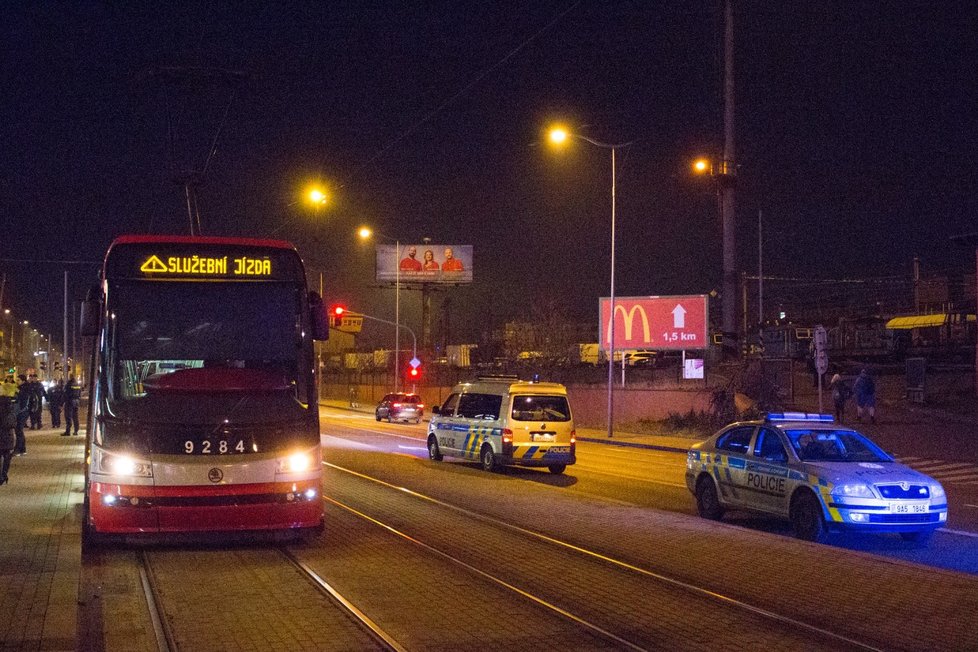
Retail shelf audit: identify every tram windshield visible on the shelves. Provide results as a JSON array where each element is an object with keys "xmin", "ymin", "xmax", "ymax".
[{"xmin": 101, "ymin": 280, "xmax": 312, "ymax": 424}]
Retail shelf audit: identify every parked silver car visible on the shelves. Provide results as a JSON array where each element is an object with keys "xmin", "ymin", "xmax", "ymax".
[{"xmin": 375, "ymin": 393, "xmax": 424, "ymax": 424}]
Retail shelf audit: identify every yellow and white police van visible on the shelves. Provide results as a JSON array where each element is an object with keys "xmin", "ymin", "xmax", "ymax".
[
  {"xmin": 426, "ymin": 375, "xmax": 576, "ymax": 474},
  {"xmin": 686, "ymin": 413, "xmax": 947, "ymax": 544}
]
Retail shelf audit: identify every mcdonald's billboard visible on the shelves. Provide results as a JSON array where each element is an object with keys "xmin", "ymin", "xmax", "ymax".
[{"xmin": 598, "ymin": 295, "xmax": 709, "ymax": 351}]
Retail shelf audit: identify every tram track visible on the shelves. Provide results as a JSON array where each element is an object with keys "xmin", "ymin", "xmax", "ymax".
[
  {"xmin": 128, "ymin": 545, "xmax": 403, "ymax": 652},
  {"xmin": 324, "ymin": 460, "xmax": 884, "ymax": 652}
]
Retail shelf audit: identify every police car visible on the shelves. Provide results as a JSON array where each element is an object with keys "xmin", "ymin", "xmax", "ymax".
[
  {"xmin": 427, "ymin": 376, "xmax": 576, "ymax": 474},
  {"xmin": 685, "ymin": 413, "xmax": 947, "ymax": 544}
]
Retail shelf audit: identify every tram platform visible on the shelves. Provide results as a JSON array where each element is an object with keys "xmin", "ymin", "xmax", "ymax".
[{"xmin": 0, "ymin": 425, "xmax": 84, "ymax": 651}]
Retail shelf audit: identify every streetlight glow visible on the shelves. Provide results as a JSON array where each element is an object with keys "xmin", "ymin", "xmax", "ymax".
[
  {"xmin": 548, "ymin": 126, "xmax": 569, "ymax": 145},
  {"xmin": 308, "ymin": 187, "xmax": 328, "ymax": 205},
  {"xmin": 357, "ymin": 226, "xmax": 372, "ymax": 240},
  {"xmin": 693, "ymin": 158, "xmax": 710, "ymax": 174}
]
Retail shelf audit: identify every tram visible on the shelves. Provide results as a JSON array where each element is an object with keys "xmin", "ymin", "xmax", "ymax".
[{"xmin": 80, "ymin": 235, "xmax": 328, "ymax": 546}]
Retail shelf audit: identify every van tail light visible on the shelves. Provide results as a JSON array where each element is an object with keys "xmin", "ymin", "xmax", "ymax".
[
  {"xmin": 570, "ymin": 429, "xmax": 576, "ymax": 444},
  {"xmin": 502, "ymin": 428, "xmax": 513, "ymax": 457}
]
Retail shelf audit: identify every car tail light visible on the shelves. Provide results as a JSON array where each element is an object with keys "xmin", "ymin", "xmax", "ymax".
[
  {"xmin": 392, "ymin": 402, "xmax": 402, "ymax": 408},
  {"xmin": 417, "ymin": 404, "xmax": 424, "ymax": 409},
  {"xmin": 502, "ymin": 428, "xmax": 513, "ymax": 457}
]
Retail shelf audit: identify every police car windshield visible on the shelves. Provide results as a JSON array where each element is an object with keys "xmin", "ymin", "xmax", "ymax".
[
  {"xmin": 511, "ymin": 395, "xmax": 570, "ymax": 422},
  {"xmin": 785, "ymin": 429, "xmax": 892, "ymax": 463}
]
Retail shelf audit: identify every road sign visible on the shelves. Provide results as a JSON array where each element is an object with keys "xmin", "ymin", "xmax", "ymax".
[
  {"xmin": 409, "ymin": 357, "xmax": 421, "ymax": 369},
  {"xmin": 813, "ymin": 325, "xmax": 828, "ymax": 351},
  {"xmin": 816, "ymin": 350, "xmax": 828, "ymax": 375},
  {"xmin": 598, "ymin": 295, "xmax": 709, "ymax": 351}
]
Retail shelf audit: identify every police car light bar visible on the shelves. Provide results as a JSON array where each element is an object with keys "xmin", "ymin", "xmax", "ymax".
[{"xmin": 766, "ymin": 412, "xmax": 834, "ymax": 423}]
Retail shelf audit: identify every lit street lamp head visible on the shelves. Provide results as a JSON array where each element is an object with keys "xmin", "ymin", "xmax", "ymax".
[{"xmin": 548, "ymin": 126, "xmax": 569, "ymax": 145}]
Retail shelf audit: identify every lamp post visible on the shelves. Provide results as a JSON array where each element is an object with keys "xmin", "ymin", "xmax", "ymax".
[
  {"xmin": 548, "ymin": 126, "xmax": 631, "ymax": 439},
  {"xmin": 358, "ymin": 227, "xmax": 402, "ymax": 392}
]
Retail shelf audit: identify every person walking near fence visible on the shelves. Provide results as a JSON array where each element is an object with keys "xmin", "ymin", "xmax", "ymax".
[
  {"xmin": 830, "ymin": 374, "xmax": 851, "ymax": 423},
  {"xmin": 853, "ymin": 368, "xmax": 877, "ymax": 424},
  {"xmin": 63, "ymin": 375, "xmax": 82, "ymax": 436},
  {"xmin": 0, "ymin": 395, "xmax": 16, "ymax": 484}
]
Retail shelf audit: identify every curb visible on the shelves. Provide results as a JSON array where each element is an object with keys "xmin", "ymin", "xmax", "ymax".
[{"xmin": 575, "ymin": 436, "xmax": 691, "ymax": 454}]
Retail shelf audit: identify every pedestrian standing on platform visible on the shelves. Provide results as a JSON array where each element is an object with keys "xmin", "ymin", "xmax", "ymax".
[
  {"xmin": 27, "ymin": 374, "xmax": 46, "ymax": 429},
  {"xmin": 48, "ymin": 378, "xmax": 64, "ymax": 430},
  {"xmin": 853, "ymin": 368, "xmax": 877, "ymax": 424},
  {"xmin": 14, "ymin": 374, "xmax": 30, "ymax": 455},
  {"xmin": 64, "ymin": 375, "xmax": 82, "ymax": 436},
  {"xmin": 0, "ymin": 395, "xmax": 16, "ymax": 484},
  {"xmin": 830, "ymin": 374, "xmax": 851, "ymax": 423}
]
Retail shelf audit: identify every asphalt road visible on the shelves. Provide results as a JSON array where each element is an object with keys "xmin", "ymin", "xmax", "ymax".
[{"xmin": 317, "ymin": 405, "xmax": 978, "ymax": 650}]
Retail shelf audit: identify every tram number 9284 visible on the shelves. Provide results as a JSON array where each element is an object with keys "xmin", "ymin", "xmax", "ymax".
[{"xmin": 184, "ymin": 439, "xmax": 250, "ymax": 455}]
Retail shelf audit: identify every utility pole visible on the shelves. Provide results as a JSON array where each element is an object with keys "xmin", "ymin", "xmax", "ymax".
[{"xmin": 720, "ymin": 0, "xmax": 739, "ymax": 358}]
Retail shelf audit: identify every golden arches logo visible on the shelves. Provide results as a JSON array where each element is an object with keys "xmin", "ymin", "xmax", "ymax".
[{"xmin": 608, "ymin": 304, "xmax": 651, "ymax": 344}]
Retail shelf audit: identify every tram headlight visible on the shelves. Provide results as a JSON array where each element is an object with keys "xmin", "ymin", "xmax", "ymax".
[
  {"xmin": 98, "ymin": 451, "xmax": 153, "ymax": 478},
  {"xmin": 277, "ymin": 452, "xmax": 313, "ymax": 474}
]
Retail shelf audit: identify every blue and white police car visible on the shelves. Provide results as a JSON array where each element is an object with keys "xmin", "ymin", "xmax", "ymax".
[{"xmin": 685, "ymin": 413, "xmax": 947, "ymax": 544}]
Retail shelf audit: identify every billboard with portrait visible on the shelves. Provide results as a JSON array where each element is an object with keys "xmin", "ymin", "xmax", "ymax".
[{"xmin": 375, "ymin": 244, "xmax": 473, "ymax": 284}]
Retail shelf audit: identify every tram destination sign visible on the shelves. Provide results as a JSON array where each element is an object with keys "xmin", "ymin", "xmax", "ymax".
[
  {"xmin": 598, "ymin": 295, "xmax": 710, "ymax": 351},
  {"xmin": 105, "ymin": 241, "xmax": 304, "ymax": 281}
]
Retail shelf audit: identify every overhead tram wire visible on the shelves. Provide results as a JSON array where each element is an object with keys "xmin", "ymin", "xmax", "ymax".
[
  {"xmin": 141, "ymin": 66, "xmax": 246, "ymax": 236},
  {"xmin": 264, "ymin": 3, "xmax": 584, "ymax": 242},
  {"xmin": 332, "ymin": 1, "xmax": 584, "ymax": 189}
]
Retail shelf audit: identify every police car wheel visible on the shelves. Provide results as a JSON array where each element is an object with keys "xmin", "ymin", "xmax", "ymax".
[
  {"xmin": 695, "ymin": 476, "xmax": 724, "ymax": 520},
  {"xmin": 791, "ymin": 492, "xmax": 828, "ymax": 543},
  {"xmin": 548, "ymin": 464, "xmax": 566, "ymax": 475},
  {"xmin": 375, "ymin": 413, "xmax": 382, "ymax": 421},
  {"xmin": 480, "ymin": 445, "xmax": 497, "ymax": 472},
  {"xmin": 427, "ymin": 436, "xmax": 443, "ymax": 461}
]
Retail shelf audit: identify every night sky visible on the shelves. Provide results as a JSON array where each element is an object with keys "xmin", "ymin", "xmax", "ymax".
[{"xmin": 2, "ymin": 1, "xmax": 976, "ymax": 348}]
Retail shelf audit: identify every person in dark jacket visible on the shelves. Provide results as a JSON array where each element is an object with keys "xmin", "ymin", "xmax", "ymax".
[
  {"xmin": 852, "ymin": 368, "xmax": 877, "ymax": 424},
  {"xmin": 14, "ymin": 374, "xmax": 30, "ymax": 454},
  {"xmin": 0, "ymin": 395, "xmax": 16, "ymax": 484},
  {"xmin": 48, "ymin": 379, "xmax": 65, "ymax": 431},
  {"xmin": 63, "ymin": 375, "xmax": 82, "ymax": 436},
  {"xmin": 28, "ymin": 374, "xmax": 46, "ymax": 429}
]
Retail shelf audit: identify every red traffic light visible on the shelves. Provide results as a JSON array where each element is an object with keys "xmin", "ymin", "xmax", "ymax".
[
  {"xmin": 408, "ymin": 367, "xmax": 419, "ymax": 378},
  {"xmin": 332, "ymin": 305, "xmax": 345, "ymax": 316}
]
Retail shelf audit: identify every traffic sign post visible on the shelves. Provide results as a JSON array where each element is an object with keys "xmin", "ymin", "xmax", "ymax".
[{"xmin": 814, "ymin": 325, "xmax": 828, "ymax": 412}]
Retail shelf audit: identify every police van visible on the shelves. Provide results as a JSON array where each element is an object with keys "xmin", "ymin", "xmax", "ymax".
[{"xmin": 426, "ymin": 375, "xmax": 576, "ymax": 474}]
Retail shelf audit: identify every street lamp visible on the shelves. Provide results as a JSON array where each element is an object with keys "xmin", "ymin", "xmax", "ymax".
[
  {"xmin": 693, "ymin": 156, "xmax": 738, "ymax": 357},
  {"xmin": 548, "ymin": 125, "xmax": 631, "ymax": 439},
  {"xmin": 358, "ymin": 226, "xmax": 403, "ymax": 392}
]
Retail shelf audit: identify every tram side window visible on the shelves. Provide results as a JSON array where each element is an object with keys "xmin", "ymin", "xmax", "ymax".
[
  {"xmin": 456, "ymin": 393, "xmax": 502, "ymax": 420},
  {"xmin": 715, "ymin": 426, "xmax": 754, "ymax": 455}
]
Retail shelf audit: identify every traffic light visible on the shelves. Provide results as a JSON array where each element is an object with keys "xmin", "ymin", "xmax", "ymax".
[
  {"xmin": 406, "ymin": 363, "xmax": 422, "ymax": 384},
  {"xmin": 329, "ymin": 305, "xmax": 346, "ymax": 328}
]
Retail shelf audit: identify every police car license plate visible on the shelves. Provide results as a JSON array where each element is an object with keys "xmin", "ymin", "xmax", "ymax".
[
  {"xmin": 889, "ymin": 502, "xmax": 928, "ymax": 514},
  {"xmin": 531, "ymin": 432, "xmax": 555, "ymax": 442}
]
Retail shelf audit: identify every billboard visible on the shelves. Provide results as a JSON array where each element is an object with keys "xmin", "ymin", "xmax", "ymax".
[
  {"xmin": 598, "ymin": 295, "xmax": 709, "ymax": 351},
  {"xmin": 376, "ymin": 244, "xmax": 473, "ymax": 284}
]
